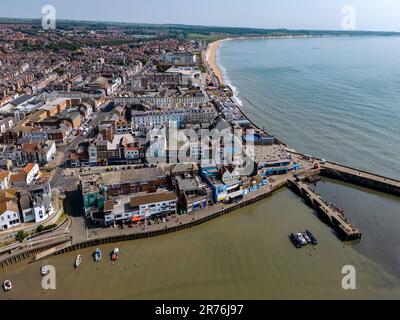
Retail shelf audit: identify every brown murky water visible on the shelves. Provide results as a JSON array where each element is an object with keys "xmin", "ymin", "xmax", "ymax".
[{"xmin": 1, "ymin": 184, "xmax": 400, "ymax": 300}]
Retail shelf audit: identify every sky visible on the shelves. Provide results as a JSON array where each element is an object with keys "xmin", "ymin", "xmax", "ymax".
[{"xmin": 1, "ymin": 0, "xmax": 400, "ymax": 31}]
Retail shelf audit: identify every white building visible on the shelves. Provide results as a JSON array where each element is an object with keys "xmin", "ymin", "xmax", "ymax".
[
  {"xmin": 130, "ymin": 192, "xmax": 177, "ymax": 218},
  {"xmin": 166, "ymin": 66, "xmax": 201, "ymax": 85},
  {"xmin": 0, "ymin": 205, "xmax": 21, "ymax": 230},
  {"xmin": 114, "ymin": 95, "xmax": 209, "ymax": 108},
  {"xmin": 132, "ymin": 106, "xmax": 217, "ymax": 129},
  {"xmin": 0, "ymin": 171, "xmax": 10, "ymax": 190}
]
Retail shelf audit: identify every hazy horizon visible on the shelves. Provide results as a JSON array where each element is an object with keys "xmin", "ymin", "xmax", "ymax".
[{"xmin": 1, "ymin": 0, "xmax": 400, "ymax": 32}]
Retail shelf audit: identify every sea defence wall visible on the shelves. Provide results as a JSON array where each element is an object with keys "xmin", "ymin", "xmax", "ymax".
[
  {"xmin": 0, "ymin": 238, "xmax": 73, "ymax": 269},
  {"xmin": 320, "ymin": 163, "xmax": 400, "ymax": 197}
]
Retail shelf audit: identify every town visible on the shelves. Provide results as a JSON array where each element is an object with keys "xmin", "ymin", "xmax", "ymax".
[
  {"xmin": 1, "ymin": 21, "xmax": 399, "ymax": 267},
  {"xmin": 0, "ymin": 21, "xmax": 304, "ymax": 251}
]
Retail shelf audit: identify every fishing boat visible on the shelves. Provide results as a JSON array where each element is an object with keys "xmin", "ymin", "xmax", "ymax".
[
  {"xmin": 289, "ymin": 233, "xmax": 302, "ymax": 249},
  {"xmin": 302, "ymin": 232, "xmax": 312, "ymax": 244},
  {"xmin": 40, "ymin": 265, "xmax": 49, "ymax": 276},
  {"xmin": 305, "ymin": 230, "xmax": 318, "ymax": 245},
  {"xmin": 3, "ymin": 280, "xmax": 12, "ymax": 291},
  {"xmin": 94, "ymin": 248, "xmax": 102, "ymax": 262},
  {"xmin": 75, "ymin": 254, "xmax": 82, "ymax": 268},
  {"xmin": 296, "ymin": 233, "xmax": 307, "ymax": 246},
  {"xmin": 111, "ymin": 248, "xmax": 119, "ymax": 261}
]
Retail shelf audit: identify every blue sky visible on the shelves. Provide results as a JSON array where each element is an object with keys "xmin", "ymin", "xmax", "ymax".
[{"xmin": 1, "ymin": 0, "xmax": 400, "ymax": 31}]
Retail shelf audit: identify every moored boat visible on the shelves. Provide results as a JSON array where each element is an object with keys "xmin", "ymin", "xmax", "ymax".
[
  {"xmin": 75, "ymin": 254, "xmax": 82, "ymax": 268},
  {"xmin": 111, "ymin": 248, "xmax": 119, "ymax": 261},
  {"xmin": 94, "ymin": 248, "xmax": 102, "ymax": 262},
  {"xmin": 305, "ymin": 230, "xmax": 318, "ymax": 245},
  {"xmin": 289, "ymin": 233, "xmax": 302, "ymax": 249},
  {"xmin": 296, "ymin": 233, "xmax": 307, "ymax": 246},
  {"xmin": 40, "ymin": 265, "xmax": 49, "ymax": 276},
  {"xmin": 3, "ymin": 280, "xmax": 12, "ymax": 291},
  {"xmin": 302, "ymin": 232, "xmax": 312, "ymax": 244}
]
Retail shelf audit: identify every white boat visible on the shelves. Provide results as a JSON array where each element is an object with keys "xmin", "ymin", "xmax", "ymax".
[
  {"xmin": 3, "ymin": 280, "xmax": 12, "ymax": 291},
  {"xmin": 75, "ymin": 254, "xmax": 82, "ymax": 268},
  {"xmin": 94, "ymin": 249, "xmax": 102, "ymax": 262},
  {"xmin": 111, "ymin": 248, "xmax": 120, "ymax": 261},
  {"xmin": 296, "ymin": 233, "xmax": 308, "ymax": 246},
  {"xmin": 40, "ymin": 265, "xmax": 49, "ymax": 276}
]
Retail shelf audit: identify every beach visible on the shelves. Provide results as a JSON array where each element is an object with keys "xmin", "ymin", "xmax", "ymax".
[{"xmin": 206, "ymin": 39, "xmax": 226, "ymax": 84}]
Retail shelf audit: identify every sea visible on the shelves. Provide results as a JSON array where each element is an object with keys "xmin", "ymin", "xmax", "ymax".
[
  {"xmin": 218, "ymin": 37, "xmax": 400, "ymax": 180},
  {"xmin": 1, "ymin": 37, "xmax": 400, "ymax": 300}
]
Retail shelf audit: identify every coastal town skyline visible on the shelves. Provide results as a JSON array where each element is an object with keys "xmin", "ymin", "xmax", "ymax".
[
  {"xmin": 1, "ymin": 1, "xmax": 400, "ymax": 304},
  {"xmin": 2, "ymin": 0, "xmax": 400, "ymax": 32}
]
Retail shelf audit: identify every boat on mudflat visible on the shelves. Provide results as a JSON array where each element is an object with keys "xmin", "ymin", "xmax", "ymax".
[
  {"xmin": 305, "ymin": 230, "xmax": 318, "ymax": 245},
  {"xmin": 111, "ymin": 248, "xmax": 120, "ymax": 261},
  {"xmin": 94, "ymin": 248, "xmax": 102, "ymax": 262},
  {"xmin": 289, "ymin": 233, "xmax": 302, "ymax": 249},
  {"xmin": 75, "ymin": 255, "xmax": 82, "ymax": 268},
  {"xmin": 3, "ymin": 280, "xmax": 12, "ymax": 291},
  {"xmin": 296, "ymin": 233, "xmax": 307, "ymax": 246},
  {"xmin": 40, "ymin": 265, "xmax": 49, "ymax": 276}
]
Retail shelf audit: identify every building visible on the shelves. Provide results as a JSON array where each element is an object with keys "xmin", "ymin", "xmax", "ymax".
[
  {"xmin": 115, "ymin": 95, "xmax": 209, "ymax": 108},
  {"xmin": 0, "ymin": 171, "xmax": 10, "ymax": 190},
  {"xmin": 80, "ymin": 166, "xmax": 168, "ymax": 219},
  {"xmin": 200, "ymin": 164, "xmax": 243, "ymax": 203},
  {"xmin": 161, "ymin": 53, "xmax": 197, "ymax": 66},
  {"xmin": 10, "ymin": 163, "xmax": 40, "ymax": 187},
  {"xmin": 132, "ymin": 106, "xmax": 218, "ymax": 129},
  {"xmin": 20, "ymin": 140, "xmax": 56, "ymax": 165},
  {"xmin": 23, "ymin": 182, "xmax": 54, "ymax": 223},
  {"xmin": 0, "ymin": 189, "xmax": 21, "ymax": 231},
  {"xmin": 170, "ymin": 163, "xmax": 212, "ymax": 214},
  {"xmin": 130, "ymin": 192, "xmax": 177, "ymax": 217},
  {"xmin": 166, "ymin": 67, "xmax": 201, "ymax": 85}
]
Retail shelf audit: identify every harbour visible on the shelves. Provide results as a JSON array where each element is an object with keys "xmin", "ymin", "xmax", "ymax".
[{"xmin": 2, "ymin": 185, "xmax": 400, "ymax": 300}]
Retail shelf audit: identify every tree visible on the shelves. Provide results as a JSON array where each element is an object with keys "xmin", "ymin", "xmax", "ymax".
[
  {"xmin": 16, "ymin": 231, "xmax": 28, "ymax": 242},
  {"xmin": 36, "ymin": 225, "xmax": 44, "ymax": 233}
]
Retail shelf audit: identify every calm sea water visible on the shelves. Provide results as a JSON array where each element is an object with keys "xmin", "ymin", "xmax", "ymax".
[{"xmin": 218, "ymin": 37, "xmax": 400, "ymax": 179}]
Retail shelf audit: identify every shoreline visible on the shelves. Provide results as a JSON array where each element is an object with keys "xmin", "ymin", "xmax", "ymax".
[{"xmin": 205, "ymin": 39, "xmax": 228, "ymax": 85}]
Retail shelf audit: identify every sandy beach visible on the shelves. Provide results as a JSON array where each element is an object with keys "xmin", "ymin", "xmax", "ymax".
[{"xmin": 205, "ymin": 39, "xmax": 226, "ymax": 85}]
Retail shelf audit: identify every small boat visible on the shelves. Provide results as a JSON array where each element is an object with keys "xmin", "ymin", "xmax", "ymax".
[
  {"xmin": 75, "ymin": 255, "xmax": 82, "ymax": 268},
  {"xmin": 289, "ymin": 233, "xmax": 302, "ymax": 249},
  {"xmin": 3, "ymin": 280, "xmax": 12, "ymax": 291},
  {"xmin": 305, "ymin": 230, "xmax": 318, "ymax": 245},
  {"xmin": 296, "ymin": 233, "xmax": 307, "ymax": 246},
  {"xmin": 302, "ymin": 232, "xmax": 312, "ymax": 244},
  {"xmin": 111, "ymin": 248, "xmax": 119, "ymax": 261},
  {"xmin": 40, "ymin": 265, "xmax": 49, "ymax": 276},
  {"xmin": 94, "ymin": 248, "xmax": 102, "ymax": 262}
]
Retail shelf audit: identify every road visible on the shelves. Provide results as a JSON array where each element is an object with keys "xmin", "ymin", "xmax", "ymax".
[{"xmin": 49, "ymin": 98, "xmax": 115, "ymax": 190}]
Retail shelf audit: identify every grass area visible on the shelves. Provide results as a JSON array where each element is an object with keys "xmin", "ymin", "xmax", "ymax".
[
  {"xmin": 186, "ymin": 33, "xmax": 225, "ymax": 43},
  {"xmin": 55, "ymin": 213, "xmax": 68, "ymax": 226},
  {"xmin": 0, "ymin": 239, "xmax": 16, "ymax": 248}
]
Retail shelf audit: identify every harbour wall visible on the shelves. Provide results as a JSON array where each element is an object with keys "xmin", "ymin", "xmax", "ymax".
[{"xmin": 320, "ymin": 166, "xmax": 400, "ymax": 197}]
